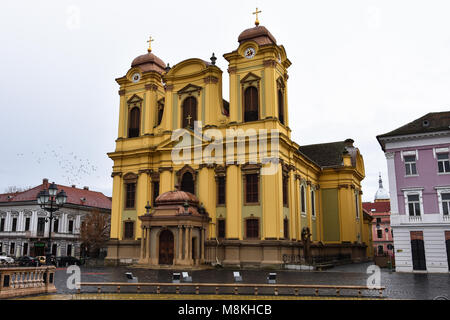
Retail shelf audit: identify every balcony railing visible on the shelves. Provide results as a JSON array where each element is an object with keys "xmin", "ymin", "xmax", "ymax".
[
  {"xmin": 0, "ymin": 266, "xmax": 57, "ymax": 299},
  {"xmin": 408, "ymin": 215, "xmax": 422, "ymax": 222}
]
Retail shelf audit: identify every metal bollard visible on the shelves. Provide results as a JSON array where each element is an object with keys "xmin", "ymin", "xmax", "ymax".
[
  {"xmin": 254, "ymin": 287, "xmax": 258, "ymax": 296},
  {"xmin": 274, "ymin": 288, "xmax": 278, "ymax": 296},
  {"xmin": 294, "ymin": 288, "xmax": 298, "ymax": 296},
  {"xmin": 116, "ymin": 286, "xmax": 120, "ymax": 293},
  {"xmin": 97, "ymin": 286, "xmax": 101, "ymax": 294},
  {"xmin": 176, "ymin": 286, "xmax": 180, "ymax": 294},
  {"xmin": 215, "ymin": 287, "xmax": 219, "ymax": 295},
  {"xmin": 137, "ymin": 286, "xmax": 141, "ymax": 293},
  {"xmin": 195, "ymin": 286, "xmax": 199, "ymax": 295},
  {"xmin": 315, "ymin": 289, "xmax": 319, "ymax": 296},
  {"xmin": 157, "ymin": 286, "xmax": 160, "ymax": 294},
  {"xmin": 234, "ymin": 287, "xmax": 238, "ymax": 295},
  {"xmin": 336, "ymin": 289, "xmax": 340, "ymax": 297}
]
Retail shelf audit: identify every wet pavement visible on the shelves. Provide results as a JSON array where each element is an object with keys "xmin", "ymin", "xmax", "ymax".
[{"xmin": 53, "ymin": 262, "xmax": 450, "ymax": 300}]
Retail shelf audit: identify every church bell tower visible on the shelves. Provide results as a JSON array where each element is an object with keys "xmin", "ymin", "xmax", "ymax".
[{"xmin": 223, "ymin": 9, "xmax": 292, "ymax": 134}]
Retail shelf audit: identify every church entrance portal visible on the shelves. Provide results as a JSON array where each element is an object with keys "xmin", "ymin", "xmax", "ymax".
[{"xmin": 159, "ymin": 229, "xmax": 174, "ymax": 265}]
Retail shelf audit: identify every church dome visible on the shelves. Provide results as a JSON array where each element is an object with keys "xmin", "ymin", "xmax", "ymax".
[
  {"xmin": 131, "ymin": 52, "xmax": 166, "ymax": 74},
  {"xmin": 155, "ymin": 189, "xmax": 199, "ymax": 206},
  {"xmin": 374, "ymin": 174, "xmax": 390, "ymax": 201},
  {"xmin": 238, "ymin": 25, "xmax": 277, "ymax": 46}
]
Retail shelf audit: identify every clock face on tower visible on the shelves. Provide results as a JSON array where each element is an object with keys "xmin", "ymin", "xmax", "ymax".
[
  {"xmin": 132, "ymin": 73, "xmax": 141, "ymax": 83},
  {"xmin": 244, "ymin": 47, "xmax": 256, "ymax": 59}
]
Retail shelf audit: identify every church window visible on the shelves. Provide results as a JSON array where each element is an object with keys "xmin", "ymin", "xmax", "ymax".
[
  {"xmin": 124, "ymin": 221, "xmax": 134, "ymax": 239},
  {"xmin": 182, "ymin": 97, "xmax": 197, "ymax": 129},
  {"xmin": 245, "ymin": 218, "xmax": 259, "ymax": 239},
  {"xmin": 152, "ymin": 181, "xmax": 160, "ymax": 206},
  {"xmin": 282, "ymin": 176, "xmax": 289, "ymax": 207},
  {"xmin": 245, "ymin": 174, "xmax": 259, "ymax": 204},
  {"xmin": 157, "ymin": 99, "xmax": 165, "ymax": 126},
  {"xmin": 283, "ymin": 217, "xmax": 289, "ymax": 239},
  {"xmin": 278, "ymin": 89, "xmax": 285, "ymax": 125},
  {"xmin": 128, "ymin": 107, "xmax": 141, "ymax": 138},
  {"xmin": 125, "ymin": 183, "xmax": 136, "ymax": 209},
  {"xmin": 217, "ymin": 219, "xmax": 225, "ymax": 239},
  {"xmin": 300, "ymin": 185, "xmax": 306, "ymax": 214},
  {"xmin": 311, "ymin": 190, "xmax": 316, "ymax": 217},
  {"xmin": 181, "ymin": 172, "xmax": 195, "ymax": 195},
  {"xmin": 244, "ymin": 86, "xmax": 259, "ymax": 122},
  {"xmin": 217, "ymin": 176, "xmax": 226, "ymax": 205}
]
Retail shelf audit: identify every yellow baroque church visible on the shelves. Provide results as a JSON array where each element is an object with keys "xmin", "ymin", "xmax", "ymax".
[{"xmin": 106, "ymin": 17, "xmax": 373, "ymax": 268}]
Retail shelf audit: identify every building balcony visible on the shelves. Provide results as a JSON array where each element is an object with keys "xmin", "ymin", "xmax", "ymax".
[{"xmin": 391, "ymin": 213, "xmax": 450, "ymax": 226}]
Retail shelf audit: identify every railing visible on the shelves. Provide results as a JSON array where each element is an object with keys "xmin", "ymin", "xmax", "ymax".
[
  {"xmin": 0, "ymin": 266, "xmax": 57, "ymax": 299},
  {"xmin": 76, "ymin": 282, "xmax": 385, "ymax": 298},
  {"xmin": 408, "ymin": 215, "xmax": 422, "ymax": 222},
  {"xmin": 443, "ymin": 215, "xmax": 450, "ymax": 222}
]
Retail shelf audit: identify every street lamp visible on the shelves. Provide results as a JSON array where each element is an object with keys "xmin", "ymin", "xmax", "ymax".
[{"xmin": 36, "ymin": 182, "xmax": 67, "ymax": 264}]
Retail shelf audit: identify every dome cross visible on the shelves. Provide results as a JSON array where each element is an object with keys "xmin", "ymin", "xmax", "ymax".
[{"xmin": 252, "ymin": 7, "xmax": 262, "ymax": 26}]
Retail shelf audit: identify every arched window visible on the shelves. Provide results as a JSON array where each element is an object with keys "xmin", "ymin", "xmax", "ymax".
[
  {"xmin": 181, "ymin": 172, "xmax": 195, "ymax": 195},
  {"xmin": 128, "ymin": 107, "xmax": 140, "ymax": 138},
  {"xmin": 278, "ymin": 89, "xmax": 285, "ymax": 125},
  {"xmin": 244, "ymin": 86, "xmax": 259, "ymax": 122},
  {"xmin": 182, "ymin": 96, "xmax": 197, "ymax": 129}
]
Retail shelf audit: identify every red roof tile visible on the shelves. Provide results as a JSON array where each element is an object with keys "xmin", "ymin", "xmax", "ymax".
[
  {"xmin": 363, "ymin": 201, "xmax": 391, "ymax": 213},
  {"xmin": 0, "ymin": 180, "xmax": 111, "ymax": 210}
]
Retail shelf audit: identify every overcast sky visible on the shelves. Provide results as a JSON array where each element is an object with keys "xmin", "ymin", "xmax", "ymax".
[{"xmin": 1, "ymin": 0, "xmax": 449, "ymax": 202}]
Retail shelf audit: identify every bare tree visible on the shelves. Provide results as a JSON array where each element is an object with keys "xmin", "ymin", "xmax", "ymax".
[
  {"xmin": 4, "ymin": 186, "xmax": 32, "ymax": 193},
  {"xmin": 80, "ymin": 210, "xmax": 110, "ymax": 258}
]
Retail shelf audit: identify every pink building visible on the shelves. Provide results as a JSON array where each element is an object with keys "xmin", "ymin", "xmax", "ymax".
[
  {"xmin": 377, "ymin": 112, "xmax": 450, "ymax": 273},
  {"xmin": 363, "ymin": 175, "xmax": 393, "ymax": 256}
]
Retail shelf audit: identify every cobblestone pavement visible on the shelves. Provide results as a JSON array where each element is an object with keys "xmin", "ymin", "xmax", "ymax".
[{"xmin": 52, "ymin": 262, "xmax": 449, "ymax": 300}]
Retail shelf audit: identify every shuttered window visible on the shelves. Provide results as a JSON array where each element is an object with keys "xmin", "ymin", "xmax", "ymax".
[{"xmin": 244, "ymin": 86, "xmax": 259, "ymax": 122}]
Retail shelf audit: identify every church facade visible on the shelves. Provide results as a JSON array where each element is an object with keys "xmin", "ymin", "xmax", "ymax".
[{"xmin": 106, "ymin": 19, "xmax": 371, "ymax": 268}]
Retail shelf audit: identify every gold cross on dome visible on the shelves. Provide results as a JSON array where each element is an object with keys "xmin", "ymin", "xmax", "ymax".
[
  {"xmin": 253, "ymin": 7, "xmax": 262, "ymax": 26},
  {"xmin": 147, "ymin": 36, "xmax": 154, "ymax": 52},
  {"xmin": 186, "ymin": 114, "xmax": 192, "ymax": 126}
]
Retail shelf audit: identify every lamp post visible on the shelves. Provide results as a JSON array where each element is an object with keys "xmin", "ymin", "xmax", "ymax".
[{"xmin": 36, "ymin": 182, "xmax": 67, "ymax": 265}]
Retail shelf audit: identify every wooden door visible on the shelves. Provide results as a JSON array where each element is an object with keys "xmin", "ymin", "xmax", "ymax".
[
  {"xmin": 411, "ymin": 239, "xmax": 426, "ymax": 270},
  {"xmin": 159, "ymin": 230, "xmax": 174, "ymax": 265}
]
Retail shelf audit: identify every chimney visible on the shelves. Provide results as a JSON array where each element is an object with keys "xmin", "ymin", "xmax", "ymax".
[
  {"xmin": 83, "ymin": 186, "xmax": 89, "ymax": 190},
  {"xmin": 43, "ymin": 178, "xmax": 49, "ymax": 188},
  {"xmin": 72, "ymin": 185, "xmax": 76, "ymax": 188}
]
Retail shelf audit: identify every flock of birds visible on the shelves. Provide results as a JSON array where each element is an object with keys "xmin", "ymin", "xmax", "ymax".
[{"xmin": 16, "ymin": 144, "xmax": 101, "ymax": 186}]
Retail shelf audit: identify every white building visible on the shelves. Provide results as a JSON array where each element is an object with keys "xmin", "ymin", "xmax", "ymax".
[{"xmin": 0, "ymin": 179, "xmax": 111, "ymax": 258}]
